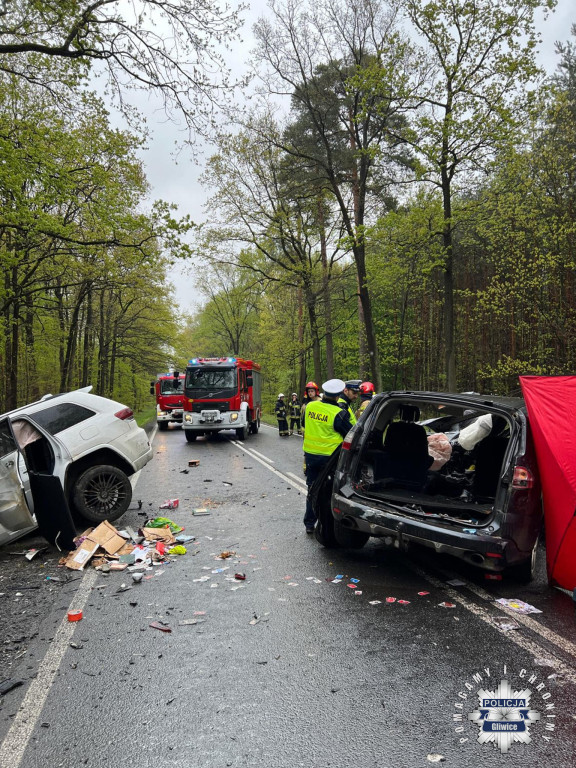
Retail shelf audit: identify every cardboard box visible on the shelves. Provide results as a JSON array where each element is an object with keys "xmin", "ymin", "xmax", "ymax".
[
  {"xmin": 142, "ymin": 526, "xmax": 176, "ymax": 545},
  {"xmin": 66, "ymin": 520, "xmax": 126, "ymax": 570}
]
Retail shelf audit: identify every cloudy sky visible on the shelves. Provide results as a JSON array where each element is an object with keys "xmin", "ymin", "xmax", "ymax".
[{"xmin": 131, "ymin": 0, "xmax": 575, "ymax": 311}]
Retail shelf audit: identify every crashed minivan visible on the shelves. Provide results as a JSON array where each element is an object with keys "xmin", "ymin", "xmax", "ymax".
[{"xmin": 314, "ymin": 391, "xmax": 543, "ymax": 581}]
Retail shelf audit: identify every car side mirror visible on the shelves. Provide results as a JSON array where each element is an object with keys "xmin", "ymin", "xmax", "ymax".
[
  {"xmin": 150, "ymin": 386, "xmax": 154, "ymax": 395},
  {"xmin": 246, "ymin": 376, "xmax": 253, "ymax": 387}
]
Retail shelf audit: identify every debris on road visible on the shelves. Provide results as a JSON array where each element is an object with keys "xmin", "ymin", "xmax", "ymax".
[
  {"xmin": 438, "ymin": 602, "xmax": 456, "ymax": 608},
  {"xmin": 0, "ymin": 679, "xmax": 23, "ymax": 696},
  {"xmin": 9, "ymin": 548, "xmax": 47, "ymax": 561},
  {"xmin": 192, "ymin": 509, "xmax": 210, "ymax": 516},
  {"xmin": 159, "ymin": 499, "xmax": 179, "ymax": 510},
  {"xmin": 492, "ymin": 617, "xmax": 520, "ymax": 631},
  {"xmin": 188, "ymin": 460, "xmax": 200, "ymax": 467},
  {"xmin": 67, "ymin": 609, "xmax": 83, "ymax": 622},
  {"xmin": 495, "ymin": 598, "xmax": 542, "ymax": 614},
  {"xmin": 427, "ymin": 755, "xmax": 445, "ymax": 763},
  {"xmin": 149, "ymin": 621, "xmax": 172, "ymax": 633}
]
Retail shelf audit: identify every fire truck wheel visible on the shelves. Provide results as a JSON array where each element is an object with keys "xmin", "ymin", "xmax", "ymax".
[
  {"xmin": 235, "ymin": 425, "xmax": 248, "ymax": 440},
  {"xmin": 158, "ymin": 421, "xmax": 169, "ymax": 431},
  {"xmin": 185, "ymin": 431, "xmax": 198, "ymax": 442},
  {"xmin": 250, "ymin": 415, "xmax": 260, "ymax": 434},
  {"xmin": 72, "ymin": 465, "xmax": 132, "ymax": 523}
]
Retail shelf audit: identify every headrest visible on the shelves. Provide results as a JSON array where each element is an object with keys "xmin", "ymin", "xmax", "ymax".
[{"xmin": 398, "ymin": 404, "xmax": 420, "ymax": 422}]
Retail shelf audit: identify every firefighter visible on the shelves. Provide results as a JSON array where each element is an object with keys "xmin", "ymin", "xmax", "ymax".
[
  {"xmin": 357, "ymin": 381, "xmax": 375, "ymax": 416},
  {"xmin": 300, "ymin": 381, "xmax": 321, "ymax": 432},
  {"xmin": 274, "ymin": 393, "xmax": 289, "ymax": 436},
  {"xmin": 302, "ymin": 379, "xmax": 352, "ymax": 533},
  {"xmin": 288, "ymin": 393, "xmax": 302, "ymax": 435},
  {"xmin": 338, "ymin": 379, "xmax": 362, "ymax": 426}
]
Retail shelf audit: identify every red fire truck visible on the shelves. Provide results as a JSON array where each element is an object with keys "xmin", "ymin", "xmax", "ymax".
[
  {"xmin": 150, "ymin": 371, "xmax": 186, "ymax": 431},
  {"xmin": 182, "ymin": 357, "xmax": 262, "ymax": 442}
]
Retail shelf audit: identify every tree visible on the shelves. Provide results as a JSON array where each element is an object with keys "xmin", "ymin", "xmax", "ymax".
[
  {"xmin": 392, "ymin": 0, "xmax": 556, "ymax": 389},
  {"xmin": 253, "ymin": 0, "xmax": 413, "ymax": 388},
  {"xmin": 0, "ymin": 0, "xmax": 245, "ymax": 133}
]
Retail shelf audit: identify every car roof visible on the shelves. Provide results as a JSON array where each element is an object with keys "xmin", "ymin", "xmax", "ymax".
[
  {"xmin": 379, "ymin": 391, "xmax": 526, "ymax": 412},
  {"xmin": 1, "ymin": 388, "xmax": 126, "ymax": 420}
]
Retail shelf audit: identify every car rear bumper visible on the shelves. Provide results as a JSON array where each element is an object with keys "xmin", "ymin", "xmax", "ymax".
[{"xmin": 332, "ymin": 492, "xmax": 525, "ymax": 571}]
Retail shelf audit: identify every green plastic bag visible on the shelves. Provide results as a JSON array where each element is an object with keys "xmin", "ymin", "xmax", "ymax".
[{"xmin": 146, "ymin": 517, "xmax": 183, "ymax": 534}]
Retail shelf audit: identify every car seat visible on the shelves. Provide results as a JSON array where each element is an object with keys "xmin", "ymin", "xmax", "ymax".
[
  {"xmin": 373, "ymin": 405, "xmax": 433, "ymax": 491},
  {"xmin": 471, "ymin": 416, "xmax": 509, "ymax": 499}
]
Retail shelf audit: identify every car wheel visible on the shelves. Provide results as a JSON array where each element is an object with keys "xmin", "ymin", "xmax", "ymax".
[
  {"xmin": 72, "ymin": 465, "xmax": 132, "ymax": 524},
  {"xmin": 506, "ymin": 539, "xmax": 539, "ymax": 583},
  {"xmin": 334, "ymin": 521, "xmax": 370, "ymax": 549},
  {"xmin": 314, "ymin": 507, "xmax": 340, "ymax": 548},
  {"xmin": 158, "ymin": 421, "xmax": 168, "ymax": 431},
  {"xmin": 185, "ymin": 431, "xmax": 197, "ymax": 442},
  {"xmin": 236, "ymin": 425, "xmax": 248, "ymax": 440}
]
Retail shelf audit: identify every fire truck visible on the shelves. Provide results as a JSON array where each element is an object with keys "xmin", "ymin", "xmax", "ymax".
[
  {"xmin": 150, "ymin": 371, "xmax": 186, "ymax": 430},
  {"xmin": 182, "ymin": 357, "xmax": 262, "ymax": 442}
]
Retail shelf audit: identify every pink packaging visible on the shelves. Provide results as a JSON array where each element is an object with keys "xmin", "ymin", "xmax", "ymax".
[{"xmin": 159, "ymin": 499, "xmax": 179, "ymax": 509}]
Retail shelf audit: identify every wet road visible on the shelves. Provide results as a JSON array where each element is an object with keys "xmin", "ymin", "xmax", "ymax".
[{"xmin": 0, "ymin": 423, "xmax": 575, "ymax": 767}]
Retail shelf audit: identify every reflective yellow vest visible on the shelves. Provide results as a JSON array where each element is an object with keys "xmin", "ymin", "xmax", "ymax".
[
  {"xmin": 338, "ymin": 396, "xmax": 357, "ymax": 426},
  {"xmin": 303, "ymin": 400, "xmax": 344, "ymax": 456}
]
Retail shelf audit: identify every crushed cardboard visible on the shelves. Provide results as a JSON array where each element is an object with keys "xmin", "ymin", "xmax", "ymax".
[
  {"xmin": 65, "ymin": 520, "xmax": 128, "ymax": 570},
  {"xmin": 142, "ymin": 526, "xmax": 176, "ymax": 545}
]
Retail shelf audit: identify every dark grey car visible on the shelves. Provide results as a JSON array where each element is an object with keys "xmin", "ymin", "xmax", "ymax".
[{"xmin": 313, "ymin": 391, "xmax": 543, "ymax": 581}]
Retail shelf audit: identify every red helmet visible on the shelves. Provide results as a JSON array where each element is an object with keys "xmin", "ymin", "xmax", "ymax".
[
  {"xmin": 305, "ymin": 381, "xmax": 319, "ymax": 394},
  {"xmin": 359, "ymin": 381, "xmax": 375, "ymax": 394}
]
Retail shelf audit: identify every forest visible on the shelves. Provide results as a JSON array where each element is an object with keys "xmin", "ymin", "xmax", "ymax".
[{"xmin": 0, "ymin": 1, "xmax": 574, "ymax": 413}]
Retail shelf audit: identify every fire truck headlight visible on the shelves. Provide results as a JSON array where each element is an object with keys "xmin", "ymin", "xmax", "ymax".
[
  {"xmin": 184, "ymin": 414, "xmax": 192, "ymax": 423},
  {"xmin": 230, "ymin": 413, "xmax": 238, "ymax": 422}
]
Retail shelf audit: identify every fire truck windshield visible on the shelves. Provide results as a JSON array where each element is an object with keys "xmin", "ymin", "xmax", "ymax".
[
  {"xmin": 185, "ymin": 368, "xmax": 236, "ymax": 392},
  {"xmin": 160, "ymin": 379, "xmax": 184, "ymax": 395}
]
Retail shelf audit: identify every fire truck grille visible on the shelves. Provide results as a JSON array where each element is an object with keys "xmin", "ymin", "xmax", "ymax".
[{"xmin": 191, "ymin": 402, "xmax": 229, "ymax": 413}]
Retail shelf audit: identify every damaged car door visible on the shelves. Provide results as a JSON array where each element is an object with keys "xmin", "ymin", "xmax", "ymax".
[{"xmin": 0, "ymin": 416, "xmax": 77, "ymax": 550}]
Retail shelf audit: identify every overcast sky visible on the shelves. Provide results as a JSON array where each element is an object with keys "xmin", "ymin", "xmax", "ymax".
[{"xmin": 131, "ymin": 0, "xmax": 575, "ymax": 312}]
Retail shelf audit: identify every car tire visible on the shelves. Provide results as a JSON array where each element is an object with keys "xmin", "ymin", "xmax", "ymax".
[
  {"xmin": 185, "ymin": 431, "xmax": 197, "ymax": 442},
  {"xmin": 333, "ymin": 521, "xmax": 370, "ymax": 549},
  {"xmin": 158, "ymin": 421, "xmax": 168, "ymax": 431},
  {"xmin": 314, "ymin": 507, "xmax": 340, "ymax": 548},
  {"xmin": 236, "ymin": 425, "xmax": 248, "ymax": 440},
  {"xmin": 72, "ymin": 465, "xmax": 132, "ymax": 524},
  {"xmin": 506, "ymin": 539, "xmax": 539, "ymax": 583}
]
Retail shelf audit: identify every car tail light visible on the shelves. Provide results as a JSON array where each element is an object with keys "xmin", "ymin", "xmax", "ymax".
[
  {"xmin": 512, "ymin": 466, "xmax": 534, "ymax": 489},
  {"xmin": 114, "ymin": 407, "xmax": 134, "ymax": 420},
  {"xmin": 486, "ymin": 552, "xmax": 504, "ymax": 559}
]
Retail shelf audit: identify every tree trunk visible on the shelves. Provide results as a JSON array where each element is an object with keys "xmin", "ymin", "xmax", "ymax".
[{"xmin": 318, "ymin": 196, "xmax": 334, "ymax": 378}]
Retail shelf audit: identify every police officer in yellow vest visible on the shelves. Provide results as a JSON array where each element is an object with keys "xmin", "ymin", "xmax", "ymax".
[
  {"xmin": 338, "ymin": 379, "xmax": 362, "ymax": 425},
  {"xmin": 302, "ymin": 379, "xmax": 353, "ymax": 533}
]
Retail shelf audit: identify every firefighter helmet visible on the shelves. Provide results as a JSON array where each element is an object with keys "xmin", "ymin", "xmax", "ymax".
[
  {"xmin": 305, "ymin": 381, "xmax": 319, "ymax": 394},
  {"xmin": 359, "ymin": 381, "xmax": 375, "ymax": 394}
]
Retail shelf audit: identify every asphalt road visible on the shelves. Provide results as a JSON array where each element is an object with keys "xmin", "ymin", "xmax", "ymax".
[{"xmin": 0, "ymin": 422, "xmax": 575, "ymax": 767}]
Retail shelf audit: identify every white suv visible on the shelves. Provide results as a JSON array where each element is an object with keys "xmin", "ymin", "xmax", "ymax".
[{"xmin": 0, "ymin": 387, "xmax": 153, "ymax": 546}]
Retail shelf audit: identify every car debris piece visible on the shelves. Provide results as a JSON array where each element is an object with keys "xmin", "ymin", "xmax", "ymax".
[
  {"xmin": 385, "ymin": 597, "xmax": 396, "ymax": 603},
  {"xmin": 427, "ymin": 755, "xmax": 445, "ymax": 763},
  {"xmin": 234, "ymin": 573, "xmax": 246, "ymax": 580},
  {"xmin": 188, "ymin": 460, "xmax": 200, "ymax": 467},
  {"xmin": 397, "ymin": 600, "xmax": 411, "ymax": 605},
  {"xmin": 418, "ymin": 591, "xmax": 430, "ymax": 596},
  {"xmin": 438, "ymin": 602, "xmax": 456, "ymax": 608},
  {"xmin": 149, "ymin": 622, "xmax": 172, "ymax": 633},
  {"xmin": 218, "ymin": 550, "xmax": 235, "ymax": 559},
  {"xmin": 369, "ymin": 600, "xmax": 382, "ymax": 605},
  {"xmin": 178, "ymin": 618, "xmax": 205, "ymax": 626},
  {"xmin": 67, "ymin": 610, "xmax": 83, "ymax": 622},
  {"xmin": 0, "ymin": 679, "xmax": 23, "ymax": 696},
  {"xmin": 192, "ymin": 509, "xmax": 210, "ymax": 516},
  {"xmin": 132, "ymin": 573, "xmax": 143, "ymax": 584},
  {"xmin": 492, "ymin": 617, "xmax": 520, "ymax": 631}
]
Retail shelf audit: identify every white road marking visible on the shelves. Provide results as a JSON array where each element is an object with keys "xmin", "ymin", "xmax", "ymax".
[
  {"xmin": 0, "ymin": 467, "xmax": 149, "ymax": 766},
  {"xmin": 248, "ymin": 448, "xmax": 275, "ymax": 464},
  {"xmin": 0, "ymin": 569, "xmax": 98, "ymax": 768},
  {"xmin": 433, "ymin": 565, "xmax": 576, "ymax": 660},
  {"xmin": 286, "ymin": 471, "xmax": 306, "ymax": 484},
  {"xmin": 409, "ymin": 563, "xmax": 576, "ymax": 684},
  {"xmin": 230, "ymin": 440, "xmax": 307, "ymax": 492}
]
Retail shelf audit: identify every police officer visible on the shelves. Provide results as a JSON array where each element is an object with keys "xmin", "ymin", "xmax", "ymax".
[
  {"xmin": 357, "ymin": 381, "xmax": 375, "ymax": 416},
  {"xmin": 302, "ymin": 379, "xmax": 352, "ymax": 533},
  {"xmin": 338, "ymin": 379, "xmax": 362, "ymax": 426},
  {"xmin": 275, "ymin": 393, "xmax": 289, "ymax": 437}
]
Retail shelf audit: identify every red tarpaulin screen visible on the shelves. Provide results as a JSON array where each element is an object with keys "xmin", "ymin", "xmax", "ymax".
[{"xmin": 520, "ymin": 375, "xmax": 576, "ymax": 590}]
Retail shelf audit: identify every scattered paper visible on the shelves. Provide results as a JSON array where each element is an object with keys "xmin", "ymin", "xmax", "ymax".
[{"xmin": 495, "ymin": 598, "xmax": 542, "ymax": 615}]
